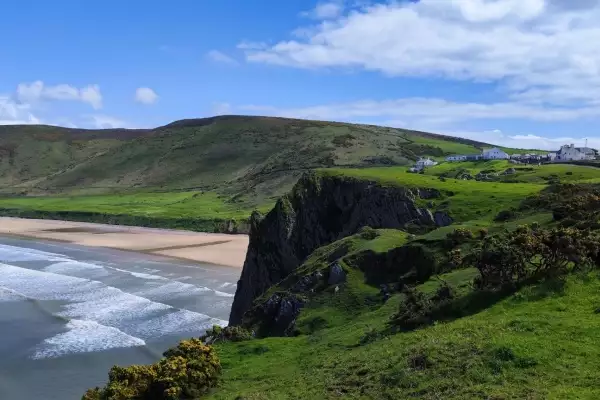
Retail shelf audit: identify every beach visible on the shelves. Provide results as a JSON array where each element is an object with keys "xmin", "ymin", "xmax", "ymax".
[
  {"xmin": 0, "ymin": 233, "xmax": 241, "ymax": 399},
  {"xmin": 0, "ymin": 217, "xmax": 249, "ymax": 268}
]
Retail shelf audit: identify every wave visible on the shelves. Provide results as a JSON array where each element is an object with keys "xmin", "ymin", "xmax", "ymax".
[
  {"xmin": 0, "ymin": 243, "xmax": 68, "ymax": 262},
  {"xmin": 32, "ymin": 319, "xmax": 146, "ymax": 360},
  {"xmin": 0, "ymin": 263, "xmax": 231, "ymax": 358}
]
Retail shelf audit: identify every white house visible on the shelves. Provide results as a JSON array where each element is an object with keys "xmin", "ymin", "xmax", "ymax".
[
  {"xmin": 547, "ymin": 153, "xmax": 557, "ymax": 161},
  {"xmin": 415, "ymin": 157, "xmax": 438, "ymax": 169},
  {"xmin": 482, "ymin": 148, "xmax": 510, "ymax": 160},
  {"xmin": 446, "ymin": 155, "xmax": 467, "ymax": 162},
  {"xmin": 555, "ymin": 144, "xmax": 596, "ymax": 161}
]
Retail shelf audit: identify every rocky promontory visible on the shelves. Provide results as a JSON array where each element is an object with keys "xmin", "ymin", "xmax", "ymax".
[{"xmin": 229, "ymin": 173, "xmax": 453, "ymax": 325}]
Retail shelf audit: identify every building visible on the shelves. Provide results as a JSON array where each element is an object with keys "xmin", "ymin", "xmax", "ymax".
[
  {"xmin": 555, "ymin": 144, "xmax": 596, "ymax": 161},
  {"xmin": 510, "ymin": 154, "xmax": 522, "ymax": 159},
  {"xmin": 445, "ymin": 155, "xmax": 467, "ymax": 162},
  {"xmin": 482, "ymin": 147, "xmax": 510, "ymax": 160},
  {"xmin": 415, "ymin": 157, "xmax": 438, "ymax": 169},
  {"xmin": 465, "ymin": 154, "xmax": 482, "ymax": 161}
]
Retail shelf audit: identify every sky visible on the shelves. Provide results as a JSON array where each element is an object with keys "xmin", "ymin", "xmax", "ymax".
[{"xmin": 2, "ymin": 0, "xmax": 600, "ymax": 150}]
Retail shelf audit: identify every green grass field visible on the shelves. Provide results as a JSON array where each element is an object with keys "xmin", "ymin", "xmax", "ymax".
[
  {"xmin": 425, "ymin": 160, "xmax": 600, "ymax": 183},
  {"xmin": 320, "ymin": 167, "xmax": 545, "ymax": 222},
  {"xmin": 206, "ymin": 225, "xmax": 600, "ymax": 399},
  {"xmin": 0, "ymin": 191, "xmax": 257, "ymax": 220}
]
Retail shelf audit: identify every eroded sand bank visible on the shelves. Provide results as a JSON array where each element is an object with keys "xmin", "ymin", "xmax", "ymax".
[{"xmin": 0, "ymin": 217, "xmax": 249, "ymax": 268}]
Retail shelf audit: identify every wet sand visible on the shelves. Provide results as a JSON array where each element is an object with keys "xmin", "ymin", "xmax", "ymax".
[{"xmin": 0, "ymin": 217, "xmax": 249, "ymax": 268}]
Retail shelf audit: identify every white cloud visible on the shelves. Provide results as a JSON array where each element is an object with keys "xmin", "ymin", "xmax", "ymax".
[
  {"xmin": 211, "ymin": 102, "xmax": 232, "ymax": 115},
  {"xmin": 87, "ymin": 115, "xmax": 127, "ymax": 129},
  {"xmin": 239, "ymin": 97, "xmax": 600, "ymax": 124},
  {"xmin": 206, "ymin": 50, "xmax": 238, "ymax": 65},
  {"xmin": 442, "ymin": 129, "xmax": 600, "ymax": 151},
  {"xmin": 302, "ymin": 1, "xmax": 345, "ymax": 19},
  {"xmin": 16, "ymin": 81, "xmax": 102, "ymax": 109},
  {"xmin": 135, "ymin": 87, "xmax": 159, "ymax": 105},
  {"xmin": 0, "ymin": 96, "xmax": 41, "ymax": 125},
  {"xmin": 242, "ymin": 0, "xmax": 600, "ymax": 106}
]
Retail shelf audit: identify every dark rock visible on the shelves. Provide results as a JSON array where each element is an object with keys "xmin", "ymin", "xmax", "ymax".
[
  {"xmin": 418, "ymin": 188, "xmax": 441, "ymax": 199},
  {"xmin": 328, "ymin": 263, "xmax": 346, "ymax": 285},
  {"xmin": 229, "ymin": 173, "xmax": 449, "ymax": 325},
  {"xmin": 248, "ymin": 293, "xmax": 305, "ymax": 336},
  {"xmin": 434, "ymin": 211, "xmax": 453, "ymax": 227}
]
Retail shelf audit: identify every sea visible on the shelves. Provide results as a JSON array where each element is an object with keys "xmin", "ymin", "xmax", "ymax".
[{"xmin": 0, "ymin": 236, "xmax": 239, "ymax": 400}]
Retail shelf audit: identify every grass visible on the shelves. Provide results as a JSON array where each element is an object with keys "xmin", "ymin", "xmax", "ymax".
[
  {"xmin": 423, "ymin": 160, "xmax": 600, "ymax": 183},
  {"xmin": 320, "ymin": 167, "xmax": 544, "ymax": 222},
  {"xmin": 0, "ymin": 191, "xmax": 272, "ymax": 232},
  {"xmin": 209, "ymin": 269, "xmax": 600, "ymax": 399}
]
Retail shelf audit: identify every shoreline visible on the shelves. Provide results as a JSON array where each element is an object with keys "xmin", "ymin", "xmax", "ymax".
[{"xmin": 0, "ymin": 217, "xmax": 249, "ymax": 268}]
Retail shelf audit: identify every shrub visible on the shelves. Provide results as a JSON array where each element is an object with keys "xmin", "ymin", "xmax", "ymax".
[
  {"xmin": 391, "ymin": 287, "xmax": 433, "ymax": 331},
  {"xmin": 465, "ymin": 226, "xmax": 600, "ymax": 289},
  {"xmin": 83, "ymin": 339, "xmax": 221, "ymax": 400},
  {"xmin": 358, "ymin": 226, "xmax": 379, "ymax": 240},
  {"xmin": 494, "ymin": 209, "xmax": 517, "ymax": 222},
  {"xmin": 200, "ymin": 325, "xmax": 253, "ymax": 344},
  {"xmin": 566, "ymin": 171, "xmax": 573, "ymax": 176},
  {"xmin": 478, "ymin": 228, "xmax": 488, "ymax": 239},
  {"xmin": 390, "ymin": 283, "xmax": 457, "ymax": 331},
  {"xmin": 332, "ymin": 134, "xmax": 355, "ymax": 147},
  {"xmin": 446, "ymin": 228, "xmax": 475, "ymax": 246}
]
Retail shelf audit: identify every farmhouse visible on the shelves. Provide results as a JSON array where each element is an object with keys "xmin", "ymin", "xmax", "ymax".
[
  {"xmin": 416, "ymin": 157, "xmax": 438, "ymax": 168},
  {"xmin": 555, "ymin": 144, "xmax": 596, "ymax": 161},
  {"xmin": 482, "ymin": 148, "xmax": 509, "ymax": 160}
]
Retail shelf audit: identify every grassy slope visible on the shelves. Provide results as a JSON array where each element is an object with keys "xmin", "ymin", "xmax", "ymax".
[
  {"xmin": 320, "ymin": 166, "xmax": 544, "ymax": 222},
  {"xmin": 0, "ymin": 116, "xmax": 496, "ymax": 201},
  {"xmin": 0, "ymin": 116, "xmax": 546, "ymax": 230},
  {"xmin": 209, "ymin": 228, "xmax": 600, "ymax": 399},
  {"xmin": 205, "ymin": 165, "xmax": 600, "ymax": 399}
]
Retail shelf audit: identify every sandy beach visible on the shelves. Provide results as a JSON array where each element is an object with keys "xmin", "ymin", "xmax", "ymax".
[{"xmin": 0, "ymin": 217, "xmax": 249, "ymax": 268}]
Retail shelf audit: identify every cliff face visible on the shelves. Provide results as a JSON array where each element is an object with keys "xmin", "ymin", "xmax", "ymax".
[{"xmin": 229, "ymin": 173, "xmax": 452, "ymax": 325}]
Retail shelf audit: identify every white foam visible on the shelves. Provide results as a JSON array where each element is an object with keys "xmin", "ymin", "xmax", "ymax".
[
  {"xmin": 135, "ymin": 281, "xmax": 211, "ymax": 301},
  {"xmin": 131, "ymin": 309, "xmax": 227, "ymax": 338},
  {"xmin": 32, "ymin": 319, "xmax": 145, "ymax": 359},
  {"xmin": 214, "ymin": 290, "xmax": 235, "ymax": 298},
  {"xmin": 0, "ymin": 261, "xmax": 234, "ymax": 358},
  {"xmin": 0, "ymin": 286, "xmax": 26, "ymax": 302},
  {"xmin": 44, "ymin": 261, "xmax": 110, "ymax": 279},
  {"xmin": 107, "ymin": 266, "xmax": 167, "ymax": 280},
  {"xmin": 0, "ymin": 244, "xmax": 68, "ymax": 262},
  {"xmin": 218, "ymin": 282, "xmax": 235, "ymax": 288}
]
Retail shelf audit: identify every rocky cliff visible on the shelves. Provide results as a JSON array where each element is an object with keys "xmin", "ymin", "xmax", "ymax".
[{"xmin": 229, "ymin": 173, "xmax": 453, "ymax": 325}]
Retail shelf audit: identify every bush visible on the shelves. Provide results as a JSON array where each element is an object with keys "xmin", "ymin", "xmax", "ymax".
[
  {"xmin": 446, "ymin": 228, "xmax": 474, "ymax": 246},
  {"xmin": 465, "ymin": 226, "xmax": 600, "ymax": 290},
  {"xmin": 83, "ymin": 339, "xmax": 221, "ymax": 400},
  {"xmin": 566, "ymin": 171, "xmax": 573, "ymax": 176},
  {"xmin": 478, "ymin": 228, "xmax": 488, "ymax": 239},
  {"xmin": 358, "ymin": 226, "xmax": 379, "ymax": 240},
  {"xmin": 390, "ymin": 283, "xmax": 457, "ymax": 331},
  {"xmin": 200, "ymin": 325, "xmax": 253, "ymax": 344},
  {"xmin": 494, "ymin": 209, "xmax": 517, "ymax": 222}
]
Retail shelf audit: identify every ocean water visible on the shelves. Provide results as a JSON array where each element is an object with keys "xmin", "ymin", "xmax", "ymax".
[{"xmin": 0, "ymin": 236, "xmax": 240, "ymax": 400}]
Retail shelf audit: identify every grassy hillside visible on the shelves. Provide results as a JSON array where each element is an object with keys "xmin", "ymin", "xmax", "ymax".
[
  {"xmin": 0, "ymin": 116, "xmax": 496, "ymax": 204},
  {"xmin": 83, "ymin": 160, "xmax": 600, "ymax": 398},
  {"xmin": 204, "ymin": 175, "xmax": 600, "ymax": 399}
]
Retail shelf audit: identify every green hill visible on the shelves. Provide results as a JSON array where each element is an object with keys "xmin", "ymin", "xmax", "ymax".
[
  {"xmin": 0, "ymin": 115, "xmax": 493, "ymax": 202},
  {"xmin": 84, "ymin": 166, "xmax": 600, "ymax": 399}
]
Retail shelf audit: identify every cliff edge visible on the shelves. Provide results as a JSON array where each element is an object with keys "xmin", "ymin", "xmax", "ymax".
[{"xmin": 229, "ymin": 172, "xmax": 453, "ymax": 325}]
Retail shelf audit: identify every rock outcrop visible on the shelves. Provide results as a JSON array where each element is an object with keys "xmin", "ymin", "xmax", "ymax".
[{"xmin": 229, "ymin": 173, "xmax": 453, "ymax": 325}]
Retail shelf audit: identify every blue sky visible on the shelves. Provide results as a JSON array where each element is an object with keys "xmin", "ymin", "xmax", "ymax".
[{"xmin": 2, "ymin": 0, "xmax": 600, "ymax": 150}]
